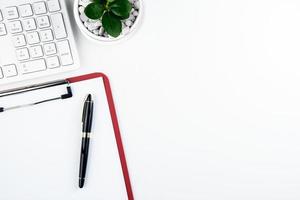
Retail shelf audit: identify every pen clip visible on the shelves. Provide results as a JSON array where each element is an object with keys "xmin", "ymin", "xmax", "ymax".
[{"xmin": 82, "ymin": 96, "xmax": 88, "ymax": 123}]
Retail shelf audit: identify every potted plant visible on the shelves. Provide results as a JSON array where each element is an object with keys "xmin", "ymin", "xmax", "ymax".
[{"xmin": 74, "ymin": 0, "xmax": 142, "ymax": 42}]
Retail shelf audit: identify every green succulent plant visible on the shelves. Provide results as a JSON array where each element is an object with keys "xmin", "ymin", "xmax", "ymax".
[{"xmin": 84, "ymin": 0, "xmax": 132, "ymax": 38}]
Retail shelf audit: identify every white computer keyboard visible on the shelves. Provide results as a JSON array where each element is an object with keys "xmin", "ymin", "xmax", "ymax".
[{"xmin": 0, "ymin": 0, "xmax": 80, "ymax": 85}]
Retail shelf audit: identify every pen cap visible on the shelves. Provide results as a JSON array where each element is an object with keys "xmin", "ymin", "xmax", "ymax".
[{"xmin": 82, "ymin": 95, "xmax": 94, "ymax": 133}]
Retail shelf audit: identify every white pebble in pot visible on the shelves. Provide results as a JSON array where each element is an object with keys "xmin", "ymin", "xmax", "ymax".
[
  {"xmin": 134, "ymin": 1, "xmax": 140, "ymax": 9},
  {"xmin": 128, "ymin": 15, "xmax": 135, "ymax": 21},
  {"xmin": 93, "ymin": 29, "xmax": 99, "ymax": 35},
  {"xmin": 80, "ymin": 13, "xmax": 88, "ymax": 22},
  {"xmin": 88, "ymin": 24, "xmax": 96, "ymax": 31},
  {"xmin": 125, "ymin": 20, "xmax": 133, "ymax": 27},
  {"xmin": 133, "ymin": 11, "xmax": 139, "ymax": 17},
  {"xmin": 123, "ymin": 27, "xmax": 130, "ymax": 35},
  {"xmin": 94, "ymin": 21, "xmax": 102, "ymax": 27},
  {"xmin": 99, "ymin": 27, "xmax": 104, "ymax": 35},
  {"xmin": 78, "ymin": 6, "xmax": 85, "ymax": 14}
]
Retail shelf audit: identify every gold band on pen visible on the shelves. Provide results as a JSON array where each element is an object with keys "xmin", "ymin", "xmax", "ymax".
[{"xmin": 82, "ymin": 132, "xmax": 91, "ymax": 138}]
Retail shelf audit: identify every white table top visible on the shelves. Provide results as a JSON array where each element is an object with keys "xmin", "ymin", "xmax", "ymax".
[{"xmin": 8, "ymin": 0, "xmax": 300, "ymax": 199}]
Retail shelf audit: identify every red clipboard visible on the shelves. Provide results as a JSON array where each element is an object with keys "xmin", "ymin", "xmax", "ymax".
[{"xmin": 67, "ymin": 72, "xmax": 134, "ymax": 200}]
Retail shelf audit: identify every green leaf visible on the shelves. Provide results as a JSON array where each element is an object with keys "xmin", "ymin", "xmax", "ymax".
[
  {"xmin": 84, "ymin": 3, "xmax": 105, "ymax": 20},
  {"xmin": 102, "ymin": 12, "xmax": 122, "ymax": 37},
  {"xmin": 110, "ymin": 0, "xmax": 132, "ymax": 19}
]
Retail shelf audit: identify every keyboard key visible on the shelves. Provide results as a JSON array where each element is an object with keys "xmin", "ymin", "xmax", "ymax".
[
  {"xmin": 0, "ymin": 23, "xmax": 7, "ymax": 36},
  {"xmin": 26, "ymin": 32, "xmax": 40, "ymax": 44},
  {"xmin": 12, "ymin": 34, "xmax": 26, "ymax": 47},
  {"xmin": 2, "ymin": 64, "xmax": 17, "ymax": 77},
  {"xmin": 29, "ymin": 45, "xmax": 43, "ymax": 58},
  {"xmin": 46, "ymin": 56, "xmax": 60, "ymax": 68},
  {"xmin": 37, "ymin": 16, "xmax": 50, "ymax": 28},
  {"xmin": 0, "ymin": 68, "xmax": 3, "ymax": 78},
  {"xmin": 23, "ymin": 18, "xmax": 36, "ymax": 31},
  {"xmin": 16, "ymin": 48, "xmax": 30, "ymax": 61},
  {"xmin": 19, "ymin": 4, "xmax": 33, "ymax": 17},
  {"xmin": 20, "ymin": 59, "xmax": 46, "ymax": 74},
  {"xmin": 51, "ymin": 13, "xmax": 67, "ymax": 39},
  {"xmin": 57, "ymin": 40, "xmax": 73, "ymax": 65},
  {"xmin": 44, "ymin": 43, "xmax": 56, "ymax": 55},
  {"xmin": 47, "ymin": 0, "xmax": 61, "ymax": 12},
  {"xmin": 8, "ymin": 21, "xmax": 22, "ymax": 33},
  {"xmin": 33, "ymin": 2, "xmax": 47, "ymax": 15},
  {"xmin": 40, "ymin": 29, "xmax": 53, "ymax": 42},
  {"xmin": 4, "ymin": 7, "xmax": 19, "ymax": 20}
]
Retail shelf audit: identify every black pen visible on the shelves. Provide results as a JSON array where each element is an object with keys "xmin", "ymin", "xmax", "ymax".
[{"xmin": 79, "ymin": 94, "xmax": 94, "ymax": 188}]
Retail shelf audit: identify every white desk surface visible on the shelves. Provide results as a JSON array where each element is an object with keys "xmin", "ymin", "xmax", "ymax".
[{"xmin": 7, "ymin": 0, "xmax": 300, "ymax": 199}]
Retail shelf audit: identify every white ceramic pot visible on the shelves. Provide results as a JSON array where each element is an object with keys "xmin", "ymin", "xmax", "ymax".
[{"xmin": 74, "ymin": 0, "xmax": 143, "ymax": 43}]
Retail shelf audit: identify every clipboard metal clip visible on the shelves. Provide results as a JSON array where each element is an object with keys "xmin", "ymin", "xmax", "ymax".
[{"xmin": 0, "ymin": 79, "xmax": 73, "ymax": 113}]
